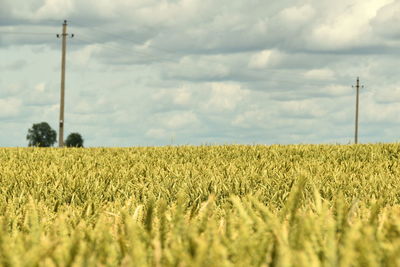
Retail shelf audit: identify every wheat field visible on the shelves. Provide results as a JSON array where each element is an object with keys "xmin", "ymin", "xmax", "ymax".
[{"xmin": 1, "ymin": 144, "xmax": 400, "ymax": 266}]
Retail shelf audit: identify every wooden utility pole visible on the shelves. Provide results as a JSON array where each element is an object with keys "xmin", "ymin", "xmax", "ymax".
[
  {"xmin": 57, "ymin": 20, "xmax": 73, "ymax": 147},
  {"xmin": 353, "ymin": 77, "xmax": 363, "ymax": 144}
]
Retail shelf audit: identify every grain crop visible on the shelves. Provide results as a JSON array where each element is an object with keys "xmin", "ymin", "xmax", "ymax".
[{"xmin": 1, "ymin": 144, "xmax": 400, "ymax": 266}]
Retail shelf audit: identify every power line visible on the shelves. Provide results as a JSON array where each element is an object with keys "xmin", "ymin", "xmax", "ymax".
[
  {"xmin": 71, "ymin": 21, "xmax": 178, "ymax": 55},
  {"xmin": 0, "ymin": 27, "xmax": 176, "ymax": 63},
  {"xmin": 73, "ymin": 34, "xmax": 177, "ymax": 63},
  {"xmin": 0, "ymin": 31, "xmax": 55, "ymax": 36},
  {"xmin": 73, "ymin": 22, "xmax": 143, "ymax": 44}
]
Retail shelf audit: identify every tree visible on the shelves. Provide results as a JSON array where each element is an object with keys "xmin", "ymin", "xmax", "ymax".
[
  {"xmin": 65, "ymin": 133, "xmax": 84, "ymax": 147},
  {"xmin": 26, "ymin": 122, "xmax": 57, "ymax": 147}
]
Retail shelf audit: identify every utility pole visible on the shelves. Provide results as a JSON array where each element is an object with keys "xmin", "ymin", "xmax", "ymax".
[
  {"xmin": 57, "ymin": 20, "xmax": 73, "ymax": 147},
  {"xmin": 353, "ymin": 77, "xmax": 363, "ymax": 144}
]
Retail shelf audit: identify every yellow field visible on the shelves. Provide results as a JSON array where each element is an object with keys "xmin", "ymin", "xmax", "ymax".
[{"xmin": 1, "ymin": 144, "xmax": 400, "ymax": 266}]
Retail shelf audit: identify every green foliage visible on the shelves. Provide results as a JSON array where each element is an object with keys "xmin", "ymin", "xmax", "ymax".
[
  {"xmin": 26, "ymin": 122, "xmax": 57, "ymax": 147},
  {"xmin": 65, "ymin": 133, "xmax": 84, "ymax": 147},
  {"xmin": 1, "ymin": 144, "xmax": 400, "ymax": 266}
]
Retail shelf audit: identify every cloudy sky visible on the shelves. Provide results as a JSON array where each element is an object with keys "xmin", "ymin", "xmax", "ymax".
[{"xmin": 1, "ymin": 0, "xmax": 400, "ymax": 147}]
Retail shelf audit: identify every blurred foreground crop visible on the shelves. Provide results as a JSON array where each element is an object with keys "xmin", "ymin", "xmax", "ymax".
[{"xmin": 1, "ymin": 144, "xmax": 400, "ymax": 266}]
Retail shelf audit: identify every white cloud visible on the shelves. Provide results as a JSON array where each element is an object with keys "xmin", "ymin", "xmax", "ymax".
[
  {"xmin": 33, "ymin": 0, "xmax": 75, "ymax": 20},
  {"xmin": 173, "ymin": 87, "xmax": 191, "ymax": 106},
  {"xmin": 153, "ymin": 86, "xmax": 192, "ymax": 106},
  {"xmin": 248, "ymin": 50, "xmax": 282, "ymax": 69},
  {"xmin": 363, "ymin": 92, "xmax": 400, "ymax": 123},
  {"xmin": 166, "ymin": 56, "xmax": 231, "ymax": 80},
  {"xmin": 323, "ymin": 85, "xmax": 351, "ymax": 96},
  {"xmin": 34, "ymin": 82, "xmax": 46, "ymax": 92},
  {"xmin": 1, "ymin": 83, "xmax": 21, "ymax": 97},
  {"xmin": 71, "ymin": 44, "xmax": 100, "ymax": 66},
  {"xmin": 0, "ymin": 59, "xmax": 27, "ymax": 71},
  {"xmin": 280, "ymin": 99, "xmax": 327, "ymax": 118},
  {"xmin": 308, "ymin": 0, "xmax": 393, "ymax": 50},
  {"xmin": 0, "ymin": 98, "xmax": 22, "ymax": 118},
  {"xmin": 371, "ymin": 1, "xmax": 400, "ymax": 39},
  {"xmin": 73, "ymin": 100, "xmax": 92, "ymax": 114},
  {"xmin": 278, "ymin": 4, "xmax": 315, "ymax": 25},
  {"xmin": 375, "ymin": 86, "xmax": 400, "ymax": 103},
  {"xmin": 120, "ymin": 0, "xmax": 208, "ymax": 27},
  {"xmin": 232, "ymin": 110, "xmax": 267, "ymax": 128},
  {"xmin": 204, "ymin": 83, "xmax": 248, "ymax": 112},
  {"xmin": 163, "ymin": 111, "xmax": 199, "ymax": 129},
  {"xmin": 146, "ymin": 128, "xmax": 167, "ymax": 139},
  {"xmin": 304, "ymin": 69, "xmax": 335, "ymax": 80}
]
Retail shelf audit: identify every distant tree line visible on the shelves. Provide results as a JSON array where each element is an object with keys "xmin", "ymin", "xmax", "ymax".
[{"xmin": 27, "ymin": 122, "xmax": 84, "ymax": 147}]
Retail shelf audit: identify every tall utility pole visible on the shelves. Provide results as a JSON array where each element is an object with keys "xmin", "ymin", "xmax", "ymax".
[
  {"xmin": 57, "ymin": 20, "xmax": 73, "ymax": 147},
  {"xmin": 353, "ymin": 77, "xmax": 363, "ymax": 144}
]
